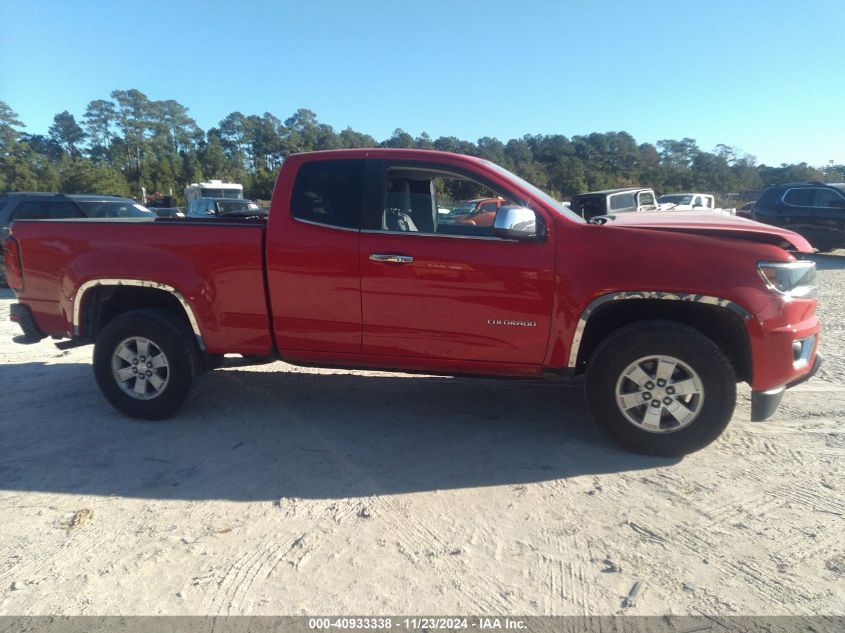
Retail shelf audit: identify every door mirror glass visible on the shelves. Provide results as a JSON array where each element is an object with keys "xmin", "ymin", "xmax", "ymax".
[{"xmin": 493, "ymin": 206, "xmax": 540, "ymax": 241}]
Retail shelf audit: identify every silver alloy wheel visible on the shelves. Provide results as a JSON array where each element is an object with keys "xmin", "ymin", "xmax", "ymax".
[
  {"xmin": 614, "ymin": 355, "xmax": 704, "ymax": 433},
  {"xmin": 111, "ymin": 336, "xmax": 170, "ymax": 400}
]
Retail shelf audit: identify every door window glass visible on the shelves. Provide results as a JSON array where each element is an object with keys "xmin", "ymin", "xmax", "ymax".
[
  {"xmin": 76, "ymin": 200, "xmax": 151, "ymax": 217},
  {"xmin": 609, "ymin": 193, "xmax": 636, "ymax": 212},
  {"xmin": 783, "ymin": 188, "xmax": 816, "ymax": 206},
  {"xmin": 638, "ymin": 192, "xmax": 656, "ymax": 208},
  {"xmin": 373, "ymin": 166, "xmax": 516, "ymax": 237},
  {"xmin": 12, "ymin": 200, "xmax": 53, "ymax": 219},
  {"xmin": 49, "ymin": 200, "xmax": 85, "ymax": 218},
  {"xmin": 815, "ymin": 188, "xmax": 845, "ymax": 208},
  {"xmin": 290, "ymin": 159, "xmax": 364, "ymax": 229}
]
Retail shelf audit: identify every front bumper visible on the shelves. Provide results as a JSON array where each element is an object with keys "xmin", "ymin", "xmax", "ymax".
[{"xmin": 750, "ymin": 352, "xmax": 823, "ymax": 421}]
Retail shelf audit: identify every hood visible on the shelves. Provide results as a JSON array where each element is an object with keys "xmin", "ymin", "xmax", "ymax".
[{"xmin": 603, "ymin": 210, "xmax": 813, "ymax": 252}]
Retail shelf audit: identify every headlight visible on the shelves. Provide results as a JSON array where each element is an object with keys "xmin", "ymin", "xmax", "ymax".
[{"xmin": 757, "ymin": 261, "xmax": 817, "ymax": 299}]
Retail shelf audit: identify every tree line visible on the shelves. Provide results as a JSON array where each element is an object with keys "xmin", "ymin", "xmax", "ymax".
[{"xmin": 0, "ymin": 89, "xmax": 841, "ymax": 205}]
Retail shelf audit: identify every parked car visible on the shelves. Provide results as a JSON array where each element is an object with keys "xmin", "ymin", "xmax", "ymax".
[
  {"xmin": 657, "ymin": 192, "xmax": 715, "ymax": 210},
  {"xmin": 148, "ymin": 206, "xmax": 185, "ymax": 218},
  {"xmin": 736, "ymin": 201, "xmax": 755, "ymax": 219},
  {"xmin": 750, "ymin": 182, "xmax": 845, "ymax": 252},
  {"xmin": 187, "ymin": 197, "xmax": 266, "ymax": 218},
  {"xmin": 570, "ymin": 187, "xmax": 658, "ymax": 220},
  {"xmin": 0, "ymin": 193, "xmax": 153, "ymax": 284},
  {"xmin": 5, "ymin": 149, "xmax": 821, "ymax": 456},
  {"xmin": 657, "ymin": 193, "xmax": 735, "ymax": 216},
  {"xmin": 451, "ymin": 197, "xmax": 509, "ymax": 227},
  {"xmin": 440, "ymin": 198, "xmax": 507, "ymax": 225}
]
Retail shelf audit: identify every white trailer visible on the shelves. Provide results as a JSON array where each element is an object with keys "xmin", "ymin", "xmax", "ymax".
[{"xmin": 184, "ymin": 180, "xmax": 243, "ymax": 207}]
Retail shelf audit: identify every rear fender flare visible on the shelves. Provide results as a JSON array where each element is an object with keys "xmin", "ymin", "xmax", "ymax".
[{"xmin": 72, "ymin": 278, "xmax": 206, "ymax": 350}]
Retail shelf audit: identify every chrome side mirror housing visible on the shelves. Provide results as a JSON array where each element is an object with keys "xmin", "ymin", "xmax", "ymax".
[{"xmin": 493, "ymin": 206, "xmax": 543, "ymax": 241}]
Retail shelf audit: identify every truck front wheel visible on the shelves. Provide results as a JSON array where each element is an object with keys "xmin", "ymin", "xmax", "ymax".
[
  {"xmin": 585, "ymin": 320, "xmax": 736, "ymax": 456},
  {"xmin": 93, "ymin": 309, "xmax": 205, "ymax": 420}
]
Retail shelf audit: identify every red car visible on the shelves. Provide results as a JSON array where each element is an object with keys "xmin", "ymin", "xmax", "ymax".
[{"xmin": 5, "ymin": 149, "xmax": 821, "ymax": 455}]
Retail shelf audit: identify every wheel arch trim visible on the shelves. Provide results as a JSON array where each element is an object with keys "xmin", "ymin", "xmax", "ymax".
[
  {"xmin": 72, "ymin": 278, "xmax": 206, "ymax": 350},
  {"xmin": 567, "ymin": 291, "xmax": 752, "ymax": 368}
]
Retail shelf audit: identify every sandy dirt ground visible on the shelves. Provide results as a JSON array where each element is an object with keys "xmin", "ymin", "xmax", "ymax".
[{"xmin": 0, "ymin": 255, "xmax": 843, "ymax": 616}]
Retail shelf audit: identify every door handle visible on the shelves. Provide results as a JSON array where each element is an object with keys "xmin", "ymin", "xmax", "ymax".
[{"xmin": 370, "ymin": 254, "xmax": 414, "ymax": 264}]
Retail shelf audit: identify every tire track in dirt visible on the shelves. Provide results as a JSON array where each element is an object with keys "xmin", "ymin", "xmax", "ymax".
[
  {"xmin": 214, "ymin": 370, "xmax": 513, "ymax": 615},
  {"xmin": 534, "ymin": 478, "xmax": 603, "ymax": 614},
  {"xmin": 627, "ymin": 520, "xmax": 814, "ymax": 612},
  {"xmin": 0, "ymin": 508, "xmax": 113, "ymax": 592},
  {"xmin": 776, "ymin": 485, "xmax": 845, "ymax": 516}
]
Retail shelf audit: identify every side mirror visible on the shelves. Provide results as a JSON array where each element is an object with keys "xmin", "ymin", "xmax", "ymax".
[{"xmin": 493, "ymin": 206, "xmax": 542, "ymax": 241}]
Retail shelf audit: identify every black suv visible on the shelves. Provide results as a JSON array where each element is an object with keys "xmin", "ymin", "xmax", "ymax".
[
  {"xmin": 751, "ymin": 182, "xmax": 845, "ymax": 252},
  {"xmin": 0, "ymin": 192, "xmax": 153, "ymax": 284}
]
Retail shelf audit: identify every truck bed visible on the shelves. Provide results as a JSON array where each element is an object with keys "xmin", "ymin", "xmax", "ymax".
[{"xmin": 10, "ymin": 218, "xmax": 272, "ymax": 355}]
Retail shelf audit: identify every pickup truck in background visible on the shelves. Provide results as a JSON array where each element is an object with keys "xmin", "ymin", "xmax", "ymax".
[
  {"xmin": 4, "ymin": 149, "xmax": 822, "ymax": 456},
  {"xmin": 657, "ymin": 192, "xmax": 736, "ymax": 215},
  {"xmin": 569, "ymin": 187, "xmax": 659, "ymax": 221}
]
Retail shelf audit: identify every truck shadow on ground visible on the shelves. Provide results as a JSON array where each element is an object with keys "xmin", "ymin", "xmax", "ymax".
[{"xmin": 0, "ymin": 361, "xmax": 678, "ymax": 501}]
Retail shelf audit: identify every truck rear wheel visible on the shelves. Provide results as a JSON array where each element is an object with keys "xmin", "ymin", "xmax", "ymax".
[
  {"xmin": 93, "ymin": 309, "xmax": 205, "ymax": 420},
  {"xmin": 585, "ymin": 320, "xmax": 736, "ymax": 456}
]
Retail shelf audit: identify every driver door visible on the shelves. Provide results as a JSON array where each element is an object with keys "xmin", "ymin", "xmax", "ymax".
[{"xmin": 358, "ymin": 159, "xmax": 555, "ymax": 365}]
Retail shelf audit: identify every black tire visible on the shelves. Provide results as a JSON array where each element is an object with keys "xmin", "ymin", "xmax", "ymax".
[
  {"xmin": 585, "ymin": 320, "xmax": 736, "ymax": 456},
  {"xmin": 93, "ymin": 309, "xmax": 205, "ymax": 420}
]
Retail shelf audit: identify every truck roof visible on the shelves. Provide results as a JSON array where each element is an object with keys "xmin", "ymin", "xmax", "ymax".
[{"xmin": 288, "ymin": 148, "xmax": 491, "ymax": 164}]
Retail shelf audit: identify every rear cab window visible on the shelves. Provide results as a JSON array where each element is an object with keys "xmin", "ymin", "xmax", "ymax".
[{"xmin": 290, "ymin": 160, "xmax": 364, "ymax": 229}]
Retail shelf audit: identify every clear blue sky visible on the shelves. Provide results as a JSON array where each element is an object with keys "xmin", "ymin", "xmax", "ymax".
[{"xmin": 1, "ymin": 0, "xmax": 843, "ymax": 166}]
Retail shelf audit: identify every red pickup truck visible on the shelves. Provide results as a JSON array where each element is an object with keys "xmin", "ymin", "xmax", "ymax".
[{"xmin": 4, "ymin": 149, "xmax": 821, "ymax": 455}]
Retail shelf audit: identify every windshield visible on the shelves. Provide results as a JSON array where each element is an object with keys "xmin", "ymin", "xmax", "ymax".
[
  {"xmin": 658, "ymin": 194, "xmax": 692, "ymax": 205},
  {"xmin": 481, "ymin": 159, "xmax": 585, "ymax": 223},
  {"xmin": 200, "ymin": 188, "xmax": 241, "ymax": 199},
  {"xmin": 76, "ymin": 200, "xmax": 155, "ymax": 218}
]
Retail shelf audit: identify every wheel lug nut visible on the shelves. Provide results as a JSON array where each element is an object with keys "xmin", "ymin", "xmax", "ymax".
[
  {"xmin": 132, "ymin": 359, "xmax": 138, "ymax": 365},
  {"xmin": 146, "ymin": 370, "xmax": 152, "ymax": 377},
  {"xmin": 667, "ymin": 386, "xmax": 675, "ymax": 394},
  {"xmin": 657, "ymin": 379, "xmax": 666, "ymax": 387},
  {"xmin": 643, "ymin": 392, "xmax": 651, "ymax": 400},
  {"xmin": 645, "ymin": 382, "xmax": 655, "ymax": 389},
  {"xmin": 147, "ymin": 362, "xmax": 152, "ymax": 368},
  {"xmin": 651, "ymin": 400, "xmax": 660, "ymax": 407},
  {"xmin": 663, "ymin": 397, "xmax": 673, "ymax": 405},
  {"xmin": 132, "ymin": 367, "xmax": 138, "ymax": 374},
  {"xmin": 140, "ymin": 356, "xmax": 146, "ymax": 362}
]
